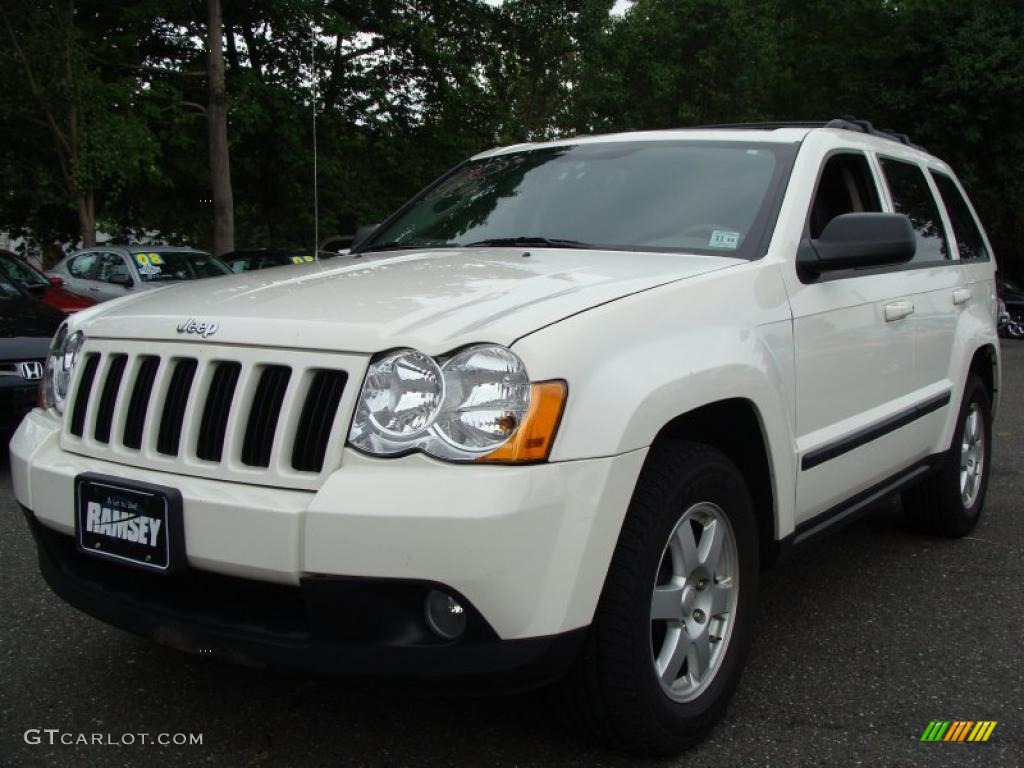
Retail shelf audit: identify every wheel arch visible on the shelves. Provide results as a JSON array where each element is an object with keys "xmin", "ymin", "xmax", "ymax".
[
  {"xmin": 649, "ymin": 398, "xmax": 783, "ymax": 568},
  {"xmin": 969, "ymin": 343, "xmax": 999, "ymax": 416}
]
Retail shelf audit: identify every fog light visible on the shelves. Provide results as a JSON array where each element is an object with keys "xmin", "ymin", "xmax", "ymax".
[{"xmin": 425, "ymin": 589, "xmax": 467, "ymax": 640}]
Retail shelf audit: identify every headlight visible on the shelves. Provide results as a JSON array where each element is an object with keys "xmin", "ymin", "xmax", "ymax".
[
  {"xmin": 349, "ymin": 344, "xmax": 565, "ymax": 463},
  {"xmin": 42, "ymin": 324, "xmax": 85, "ymax": 412}
]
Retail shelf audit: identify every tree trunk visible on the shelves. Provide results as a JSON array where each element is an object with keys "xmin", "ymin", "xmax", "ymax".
[
  {"xmin": 207, "ymin": 0, "xmax": 234, "ymax": 255},
  {"xmin": 77, "ymin": 191, "xmax": 96, "ymax": 247}
]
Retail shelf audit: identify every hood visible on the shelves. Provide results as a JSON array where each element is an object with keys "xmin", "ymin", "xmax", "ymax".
[
  {"xmin": 0, "ymin": 295, "xmax": 65, "ymax": 339},
  {"xmin": 79, "ymin": 248, "xmax": 742, "ymax": 354}
]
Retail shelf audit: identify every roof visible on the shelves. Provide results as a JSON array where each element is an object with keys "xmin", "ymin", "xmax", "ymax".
[
  {"xmin": 474, "ymin": 118, "xmax": 927, "ymax": 160},
  {"xmin": 474, "ymin": 127, "xmax": 812, "ymax": 159}
]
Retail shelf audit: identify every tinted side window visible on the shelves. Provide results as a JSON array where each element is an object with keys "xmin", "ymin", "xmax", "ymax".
[
  {"xmin": 879, "ymin": 158, "xmax": 948, "ymax": 263},
  {"xmin": 931, "ymin": 172, "xmax": 989, "ymax": 261},
  {"xmin": 808, "ymin": 153, "xmax": 882, "ymax": 238},
  {"xmin": 69, "ymin": 252, "xmax": 98, "ymax": 278}
]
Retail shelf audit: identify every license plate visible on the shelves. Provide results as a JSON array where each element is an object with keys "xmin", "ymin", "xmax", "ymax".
[{"xmin": 75, "ymin": 473, "xmax": 184, "ymax": 573}]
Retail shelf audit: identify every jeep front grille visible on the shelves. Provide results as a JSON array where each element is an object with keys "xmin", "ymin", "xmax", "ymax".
[{"xmin": 61, "ymin": 340, "xmax": 364, "ymax": 490}]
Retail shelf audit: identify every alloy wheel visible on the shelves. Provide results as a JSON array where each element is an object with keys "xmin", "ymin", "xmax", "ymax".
[{"xmin": 650, "ymin": 501, "xmax": 739, "ymax": 703}]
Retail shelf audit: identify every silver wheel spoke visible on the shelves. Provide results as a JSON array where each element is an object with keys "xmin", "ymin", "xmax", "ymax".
[
  {"xmin": 673, "ymin": 521, "xmax": 700, "ymax": 574},
  {"xmin": 709, "ymin": 579, "xmax": 733, "ymax": 617},
  {"xmin": 699, "ymin": 519, "xmax": 724, "ymax": 573},
  {"xmin": 658, "ymin": 629, "xmax": 688, "ymax": 684},
  {"xmin": 651, "ymin": 584, "xmax": 684, "ymax": 621},
  {"xmin": 687, "ymin": 629, "xmax": 711, "ymax": 682}
]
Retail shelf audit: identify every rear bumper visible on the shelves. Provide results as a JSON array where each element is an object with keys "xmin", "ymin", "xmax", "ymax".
[{"xmin": 22, "ymin": 506, "xmax": 586, "ymax": 689}]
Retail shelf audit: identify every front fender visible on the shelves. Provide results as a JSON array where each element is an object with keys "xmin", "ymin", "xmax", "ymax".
[{"xmin": 514, "ymin": 262, "xmax": 798, "ymax": 538}]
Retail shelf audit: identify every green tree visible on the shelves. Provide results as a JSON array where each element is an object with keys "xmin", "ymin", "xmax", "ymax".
[{"xmin": 1, "ymin": 0, "xmax": 160, "ymax": 249}]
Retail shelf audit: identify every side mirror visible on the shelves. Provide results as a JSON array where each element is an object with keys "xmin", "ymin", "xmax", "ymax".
[
  {"xmin": 351, "ymin": 223, "xmax": 380, "ymax": 251},
  {"xmin": 798, "ymin": 213, "xmax": 916, "ymax": 275},
  {"xmin": 112, "ymin": 273, "xmax": 133, "ymax": 288},
  {"xmin": 48, "ymin": 275, "xmax": 64, "ymax": 288}
]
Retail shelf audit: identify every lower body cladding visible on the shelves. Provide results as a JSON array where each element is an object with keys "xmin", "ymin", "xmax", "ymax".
[{"xmin": 10, "ymin": 408, "xmax": 647, "ymax": 688}]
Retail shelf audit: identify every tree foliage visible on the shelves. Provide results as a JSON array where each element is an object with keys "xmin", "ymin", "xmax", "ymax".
[{"xmin": 1, "ymin": 0, "xmax": 1021, "ymax": 273}]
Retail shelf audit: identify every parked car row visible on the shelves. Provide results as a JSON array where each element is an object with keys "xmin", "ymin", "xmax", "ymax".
[
  {"xmin": 0, "ymin": 242, "xmax": 345, "ymax": 434},
  {"xmin": 0, "ymin": 249, "xmax": 95, "ymax": 314},
  {"xmin": 221, "ymin": 248, "xmax": 340, "ymax": 273},
  {"xmin": 0, "ymin": 269, "xmax": 66, "ymax": 432}
]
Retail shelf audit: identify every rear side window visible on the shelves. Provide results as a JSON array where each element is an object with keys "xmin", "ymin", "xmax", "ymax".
[
  {"xmin": 69, "ymin": 252, "xmax": 98, "ymax": 278},
  {"xmin": 931, "ymin": 172, "xmax": 990, "ymax": 261},
  {"xmin": 879, "ymin": 158, "xmax": 949, "ymax": 263}
]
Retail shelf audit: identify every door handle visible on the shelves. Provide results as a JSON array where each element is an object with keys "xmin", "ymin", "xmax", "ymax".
[
  {"xmin": 87, "ymin": 286, "xmax": 100, "ymax": 292},
  {"xmin": 952, "ymin": 288, "xmax": 971, "ymax": 305},
  {"xmin": 884, "ymin": 301, "xmax": 915, "ymax": 322}
]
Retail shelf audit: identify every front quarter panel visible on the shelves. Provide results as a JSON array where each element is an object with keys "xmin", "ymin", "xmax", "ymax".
[{"xmin": 513, "ymin": 261, "xmax": 798, "ymax": 538}]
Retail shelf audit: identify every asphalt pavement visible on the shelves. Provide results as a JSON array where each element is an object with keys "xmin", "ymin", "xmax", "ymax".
[{"xmin": 2, "ymin": 345, "xmax": 1022, "ymax": 768}]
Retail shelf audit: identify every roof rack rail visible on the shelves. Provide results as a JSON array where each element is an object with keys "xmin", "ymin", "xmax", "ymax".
[
  {"xmin": 695, "ymin": 121, "xmax": 829, "ymax": 131},
  {"xmin": 824, "ymin": 117, "xmax": 925, "ymax": 151},
  {"xmin": 688, "ymin": 118, "xmax": 925, "ymax": 151}
]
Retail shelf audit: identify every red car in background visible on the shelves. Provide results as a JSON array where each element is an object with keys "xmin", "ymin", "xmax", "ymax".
[{"xmin": 0, "ymin": 250, "xmax": 95, "ymax": 313}]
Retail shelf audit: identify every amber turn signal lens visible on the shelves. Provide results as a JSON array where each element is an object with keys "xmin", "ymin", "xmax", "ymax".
[{"xmin": 477, "ymin": 380, "xmax": 567, "ymax": 464}]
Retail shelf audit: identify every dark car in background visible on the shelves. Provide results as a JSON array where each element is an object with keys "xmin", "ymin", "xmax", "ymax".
[
  {"xmin": 318, "ymin": 234, "xmax": 355, "ymax": 254},
  {"xmin": 222, "ymin": 248, "xmax": 338, "ymax": 273},
  {"xmin": 47, "ymin": 246, "xmax": 231, "ymax": 302},
  {"xmin": 998, "ymin": 277, "xmax": 1024, "ymax": 339},
  {"xmin": 0, "ymin": 250, "xmax": 95, "ymax": 314},
  {"xmin": 0, "ymin": 273, "xmax": 64, "ymax": 432}
]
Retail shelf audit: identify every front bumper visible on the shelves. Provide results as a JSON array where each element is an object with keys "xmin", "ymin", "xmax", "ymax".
[
  {"xmin": 22, "ymin": 507, "xmax": 585, "ymax": 688},
  {"xmin": 11, "ymin": 407, "xmax": 646, "ymax": 654}
]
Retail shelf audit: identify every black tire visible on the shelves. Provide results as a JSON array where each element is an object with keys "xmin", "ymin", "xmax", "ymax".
[
  {"xmin": 902, "ymin": 374, "xmax": 992, "ymax": 537},
  {"xmin": 563, "ymin": 441, "xmax": 759, "ymax": 756}
]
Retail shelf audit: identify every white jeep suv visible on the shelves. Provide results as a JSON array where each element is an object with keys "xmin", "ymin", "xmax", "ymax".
[{"xmin": 10, "ymin": 119, "xmax": 999, "ymax": 755}]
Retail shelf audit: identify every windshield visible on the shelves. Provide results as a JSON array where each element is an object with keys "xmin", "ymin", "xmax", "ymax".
[
  {"xmin": 364, "ymin": 141, "xmax": 797, "ymax": 258},
  {"xmin": 131, "ymin": 251, "xmax": 230, "ymax": 281},
  {"xmin": 0, "ymin": 254, "xmax": 48, "ymax": 287}
]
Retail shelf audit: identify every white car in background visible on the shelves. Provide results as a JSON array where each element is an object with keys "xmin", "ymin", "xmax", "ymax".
[
  {"xmin": 47, "ymin": 246, "xmax": 231, "ymax": 302},
  {"xmin": 11, "ymin": 119, "xmax": 999, "ymax": 755}
]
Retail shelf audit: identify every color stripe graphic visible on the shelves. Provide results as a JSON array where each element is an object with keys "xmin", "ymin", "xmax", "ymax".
[{"xmin": 920, "ymin": 720, "xmax": 996, "ymax": 742}]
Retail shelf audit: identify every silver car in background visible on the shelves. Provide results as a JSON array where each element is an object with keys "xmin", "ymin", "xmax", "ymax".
[{"xmin": 47, "ymin": 246, "xmax": 231, "ymax": 302}]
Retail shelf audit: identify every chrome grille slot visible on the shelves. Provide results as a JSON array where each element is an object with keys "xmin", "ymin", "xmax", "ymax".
[
  {"xmin": 292, "ymin": 370, "xmax": 348, "ymax": 472},
  {"xmin": 242, "ymin": 365, "xmax": 291, "ymax": 467},
  {"xmin": 196, "ymin": 361, "xmax": 241, "ymax": 462},
  {"xmin": 69, "ymin": 353, "xmax": 101, "ymax": 437},
  {"xmin": 60, "ymin": 340, "xmax": 362, "ymax": 491},
  {"xmin": 93, "ymin": 355, "xmax": 127, "ymax": 443},
  {"xmin": 156, "ymin": 359, "xmax": 198, "ymax": 456}
]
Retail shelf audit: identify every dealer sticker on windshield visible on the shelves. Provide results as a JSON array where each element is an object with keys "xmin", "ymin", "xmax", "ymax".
[{"xmin": 709, "ymin": 230, "xmax": 740, "ymax": 249}]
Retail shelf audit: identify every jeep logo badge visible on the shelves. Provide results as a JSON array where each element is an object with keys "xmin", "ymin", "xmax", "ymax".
[{"xmin": 177, "ymin": 318, "xmax": 219, "ymax": 338}]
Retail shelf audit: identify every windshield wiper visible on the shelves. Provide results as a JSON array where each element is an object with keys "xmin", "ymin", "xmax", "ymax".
[{"xmin": 463, "ymin": 236, "xmax": 592, "ymax": 249}]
